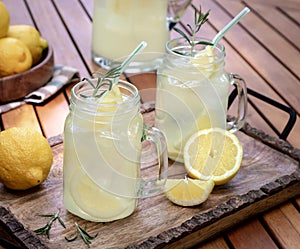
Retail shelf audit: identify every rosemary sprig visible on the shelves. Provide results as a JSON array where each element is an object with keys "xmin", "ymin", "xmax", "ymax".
[
  {"xmin": 65, "ymin": 222, "xmax": 98, "ymax": 248},
  {"xmin": 81, "ymin": 41, "xmax": 147, "ymax": 98},
  {"xmin": 173, "ymin": 5, "xmax": 213, "ymax": 55},
  {"xmin": 33, "ymin": 210, "xmax": 66, "ymax": 239}
]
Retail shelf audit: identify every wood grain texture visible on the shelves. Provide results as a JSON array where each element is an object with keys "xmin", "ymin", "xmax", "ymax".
[
  {"xmin": 227, "ymin": 219, "xmax": 278, "ymax": 249},
  {"xmin": 263, "ymin": 202, "xmax": 300, "ymax": 249},
  {"xmin": 0, "ymin": 104, "xmax": 299, "ymax": 249},
  {"xmin": 231, "ymin": 0, "xmax": 300, "ymax": 10}
]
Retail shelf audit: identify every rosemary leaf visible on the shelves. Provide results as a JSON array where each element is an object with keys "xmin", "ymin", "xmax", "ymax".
[
  {"xmin": 173, "ymin": 27, "xmax": 192, "ymax": 46},
  {"xmin": 66, "ymin": 222, "xmax": 98, "ymax": 248},
  {"xmin": 65, "ymin": 231, "xmax": 78, "ymax": 242},
  {"xmin": 173, "ymin": 4, "xmax": 211, "ymax": 55}
]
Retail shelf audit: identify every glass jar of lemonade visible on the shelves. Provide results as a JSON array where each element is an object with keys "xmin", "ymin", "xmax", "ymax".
[
  {"xmin": 63, "ymin": 80, "xmax": 168, "ymax": 222},
  {"xmin": 155, "ymin": 37, "xmax": 247, "ymax": 162},
  {"xmin": 92, "ymin": 0, "xmax": 191, "ymax": 73}
]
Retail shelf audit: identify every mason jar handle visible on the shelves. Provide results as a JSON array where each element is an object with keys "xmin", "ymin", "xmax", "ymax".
[
  {"xmin": 138, "ymin": 126, "xmax": 168, "ymax": 197},
  {"xmin": 227, "ymin": 73, "xmax": 248, "ymax": 132}
]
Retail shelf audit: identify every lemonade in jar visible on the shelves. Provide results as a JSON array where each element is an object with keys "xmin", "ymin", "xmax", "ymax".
[
  {"xmin": 155, "ymin": 37, "xmax": 247, "ymax": 162},
  {"xmin": 63, "ymin": 79, "xmax": 168, "ymax": 222}
]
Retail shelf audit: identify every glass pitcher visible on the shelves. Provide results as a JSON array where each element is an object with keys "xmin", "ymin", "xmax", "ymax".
[
  {"xmin": 92, "ymin": 0, "xmax": 192, "ymax": 73},
  {"xmin": 155, "ymin": 37, "xmax": 248, "ymax": 162},
  {"xmin": 63, "ymin": 80, "xmax": 168, "ymax": 222}
]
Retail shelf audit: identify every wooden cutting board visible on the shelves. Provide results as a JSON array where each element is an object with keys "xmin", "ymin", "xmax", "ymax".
[{"xmin": 1, "ymin": 102, "xmax": 300, "ymax": 249}]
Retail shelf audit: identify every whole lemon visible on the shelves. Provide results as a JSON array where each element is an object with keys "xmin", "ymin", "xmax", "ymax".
[
  {"xmin": 7, "ymin": 25, "xmax": 48, "ymax": 65},
  {"xmin": 0, "ymin": 37, "xmax": 32, "ymax": 77},
  {"xmin": 0, "ymin": 127, "xmax": 53, "ymax": 190},
  {"xmin": 0, "ymin": 2, "xmax": 10, "ymax": 38}
]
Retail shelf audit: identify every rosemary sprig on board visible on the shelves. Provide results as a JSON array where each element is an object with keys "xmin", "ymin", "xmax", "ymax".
[
  {"xmin": 65, "ymin": 222, "xmax": 98, "ymax": 248},
  {"xmin": 33, "ymin": 210, "xmax": 66, "ymax": 239}
]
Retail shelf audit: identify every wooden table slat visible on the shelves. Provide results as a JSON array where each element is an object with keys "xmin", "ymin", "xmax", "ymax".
[
  {"xmin": 227, "ymin": 219, "xmax": 278, "ymax": 249},
  {"xmin": 217, "ymin": 0, "xmax": 300, "ymax": 79},
  {"xmin": 247, "ymin": 2, "xmax": 300, "ymax": 48},
  {"xmin": 263, "ymin": 202, "xmax": 300, "ymax": 249},
  {"xmin": 203, "ymin": 0, "xmax": 300, "ymax": 114},
  {"xmin": 26, "ymin": 0, "xmax": 90, "ymax": 76},
  {"xmin": 1, "ymin": 105, "xmax": 41, "ymax": 133}
]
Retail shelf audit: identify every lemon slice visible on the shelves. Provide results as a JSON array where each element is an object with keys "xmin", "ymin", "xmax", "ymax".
[
  {"xmin": 184, "ymin": 128, "xmax": 243, "ymax": 185},
  {"xmin": 70, "ymin": 170, "xmax": 135, "ymax": 220},
  {"xmin": 190, "ymin": 46, "xmax": 216, "ymax": 78},
  {"xmin": 101, "ymin": 83, "xmax": 123, "ymax": 104},
  {"xmin": 96, "ymin": 83, "xmax": 123, "ymax": 113},
  {"xmin": 164, "ymin": 177, "xmax": 214, "ymax": 206}
]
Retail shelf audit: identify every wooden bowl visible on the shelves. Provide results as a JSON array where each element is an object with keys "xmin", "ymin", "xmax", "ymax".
[{"xmin": 0, "ymin": 46, "xmax": 54, "ymax": 103}]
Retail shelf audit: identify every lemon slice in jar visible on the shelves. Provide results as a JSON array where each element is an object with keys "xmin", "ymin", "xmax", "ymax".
[
  {"xmin": 70, "ymin": 170, "xmax": 135, "ymax": 221},
  {"xmin": 96, "ymin": 83, "xmax": 123, "ymax": 113},
  {"xmin": 190, "ymin": 46, "xmax": 216, "ymax": 78}
]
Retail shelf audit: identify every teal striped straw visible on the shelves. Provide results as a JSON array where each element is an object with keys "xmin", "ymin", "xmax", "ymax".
[{"xmin": 212, "ymin": 7, "xmax": 250, "ymax": 46}]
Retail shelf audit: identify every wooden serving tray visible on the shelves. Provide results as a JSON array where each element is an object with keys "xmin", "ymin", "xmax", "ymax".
[{"xmin": 1, "ymin": 102, "xmax": 300, "ymax": 249}]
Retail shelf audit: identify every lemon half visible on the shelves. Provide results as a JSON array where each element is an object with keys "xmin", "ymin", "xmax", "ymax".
[{"xmin": 184, "ymin": 128, "xmax": 243, "ymax": 185}]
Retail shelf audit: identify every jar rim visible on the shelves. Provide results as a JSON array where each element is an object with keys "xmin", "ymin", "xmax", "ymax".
[
  {"xmin": 166, "ymin": 36, "xmax": 225, "ymax": 62},
  {"xmin": 70, "ymin": 79, "xmax": 140, "ymax": 115}
]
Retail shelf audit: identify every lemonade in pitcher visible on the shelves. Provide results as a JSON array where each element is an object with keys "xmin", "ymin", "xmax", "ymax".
[
  {"xmin": 92, "ymin": 0, "xmax": 169, "ymax": 71},
  {"xmin": 92, "ymin": 0, "xmax": 192, "ymax": 72}
]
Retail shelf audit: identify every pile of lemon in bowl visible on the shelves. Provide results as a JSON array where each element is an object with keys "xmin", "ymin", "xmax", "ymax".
[{"xmin": 0, "ymin": 2, "xmax": 48, "ymax": 77}]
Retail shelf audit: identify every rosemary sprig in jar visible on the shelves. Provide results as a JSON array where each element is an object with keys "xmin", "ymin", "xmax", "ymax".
[
  {"xmin": 81, "ymin": 41, "xmax": 147, "ymax": 98},
  {"xmin": 173, "ymin": 5, "xmax": 213, "ymax": 56}
]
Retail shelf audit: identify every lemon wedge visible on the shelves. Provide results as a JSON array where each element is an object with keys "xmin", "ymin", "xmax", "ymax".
[
  {"xmin": 164, "ymin": 177, "xmax": 214, "ymax": 206},
  {"xmin": 190, "ymin": 46, "xmax": 216, "ymax": 78},
  {"xmin": 101, "ymin": 83, "xmax": 123, "ymax": 104},
  {"xmin": 184, "ymin": 128, "xmax": 243, "ymax": 185},
  {"xmin": 96, "ymin": 83, "xmax": 123, "ymax": 113}
]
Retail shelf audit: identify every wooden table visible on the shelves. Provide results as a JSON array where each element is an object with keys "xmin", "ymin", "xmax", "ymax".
[{"xmin": 1, "ymin": 0, "xmax": 300, "ymax": 248}]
